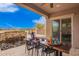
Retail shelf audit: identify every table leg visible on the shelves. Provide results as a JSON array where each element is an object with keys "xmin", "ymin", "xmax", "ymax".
[
  {"xmin": 31, "ymin": 49, "xmax": 33, "ymax": 56},
  {"xmin": 59, "ymin": 51, "xmax": 62, "ymax": 56},
  {"xmin": 55, "ymin": 50, "xmax": 59, "ymax": 56},
  {"xmin": 25, "ymin": 45, "xmax": 26, "ymax": 53},
  {"xmin": 37, "ymin": 49, "xmax": 39, "ymax": 56}
]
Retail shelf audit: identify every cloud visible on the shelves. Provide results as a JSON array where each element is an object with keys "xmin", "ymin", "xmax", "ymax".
[
  {"xmin": 5, "ymin": 23, "xmax": 23, "ymax": 29},
  {"xmin": 5, "ymin": 23, "xmax": 16, "ymax": 28},
  {"xmin": 33, "ymin": 16, "xmax": 46, "ymax": 25},
  {"xmin": 0, "ymin": 3, "xmax": 19, "ymax": 12},
  {"xmin": 0, "ymin": 23, "xmax": 23, "ymax": 29}
]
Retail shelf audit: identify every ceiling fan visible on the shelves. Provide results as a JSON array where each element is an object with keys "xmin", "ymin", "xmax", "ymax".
[{"xmin": 41, "ymin": 3, "xmax": 53, "ymax": 8}]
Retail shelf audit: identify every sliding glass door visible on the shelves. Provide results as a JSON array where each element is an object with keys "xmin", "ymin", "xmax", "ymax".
[
  {"xmin": 61, "ymin": 18, "xmax": 71, "ymax": 48},
  {"xmin": 52, "ymin": 20, "xmax": 60, "ymax": 45},
  {"xmin": 52, "ymin": 18, "xmax": 71, "ymax": 48}
]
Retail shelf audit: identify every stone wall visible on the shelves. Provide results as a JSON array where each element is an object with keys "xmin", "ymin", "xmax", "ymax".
[{"xmin": 0, "ymin": 31, "xmax": 27, "ymax": 41}]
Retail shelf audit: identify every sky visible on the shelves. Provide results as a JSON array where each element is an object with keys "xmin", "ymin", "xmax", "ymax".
[{"xmin": 0, "ymin": 3, "xmax": 46, "ymax": 29}]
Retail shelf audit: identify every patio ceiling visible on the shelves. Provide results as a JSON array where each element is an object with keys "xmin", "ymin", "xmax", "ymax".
[{"xmin": 17, "ymin": 3, "xmax": 79, "ymax": 17}]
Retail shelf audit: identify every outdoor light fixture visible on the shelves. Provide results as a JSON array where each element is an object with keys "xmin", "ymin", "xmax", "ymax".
[
  {"xmin": 50, "ymin": 3, "xmax": 53, "ymax": 8},
  {"xmin": 41, "ymin": 3, "xmax": 53, "ymax": 8}
]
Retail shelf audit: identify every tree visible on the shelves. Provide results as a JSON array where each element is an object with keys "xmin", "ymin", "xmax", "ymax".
[{"xmin": 36, "ymin": 23, "xmax": 44, "ymax": 29}]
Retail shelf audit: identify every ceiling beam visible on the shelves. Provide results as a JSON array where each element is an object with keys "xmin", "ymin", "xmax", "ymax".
[{"xmin": 16, "ymin": 3, "xmax": 49, "ymax": 17}]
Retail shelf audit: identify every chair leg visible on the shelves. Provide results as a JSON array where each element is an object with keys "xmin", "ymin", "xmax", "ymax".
[
  {"xmin": 46, "ymin": 53, "xmax": 48, "ymax": 56},
  {"xmin": 41, "ymin": 51, "xmax": 44, "ymax": 56},
  {"xmin": 49, "ymin": 53, "xmax": 50, "ymax": 56},
  {"xmin": 25, "ymin": 45, "xmax": 27, "ymax": 53},
  {"xmin": 31, "ymin": 49, "xmax": 33, "ymax": 56},
  {"xmin": 34, "ymin": 48, "xmax": 36, "ymax": 56},
  {"xmin": 55, "ymin": 50, "xmax": 59, "ymax": 56},
  {"xmin": 36, "ymin": 49, "xmax": 39, "ymax": 56},
  {"xmin": 41, "ymin": 50, "xmax": 42, "ymax": 56},
  {"xmin": 28, "ymin": 50, "xmax": 30, "ymax": 56},
  {"xmin": 59, "ymin": 51, "xmax": 62, "ymax": 56}
]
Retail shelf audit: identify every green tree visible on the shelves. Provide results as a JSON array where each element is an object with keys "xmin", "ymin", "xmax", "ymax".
[{"xmin": 36, "ymin": 23, "xmax": 44, "ymax": 29}]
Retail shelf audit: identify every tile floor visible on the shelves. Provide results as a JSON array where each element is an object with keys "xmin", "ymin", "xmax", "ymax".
[{"xmin": 0, "ymin": 44, "xmax": 69, "ymax": 56}]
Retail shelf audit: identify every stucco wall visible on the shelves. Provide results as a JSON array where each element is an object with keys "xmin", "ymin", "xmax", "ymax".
[
  {"xmin": 46, "ymin": 17, "xmax": 52, "ymax": 38},
  {"xmin": 46, "ymin": 8, "xmax": 79, "ymax": 56},
  {"xmin": 72, "ymin": 14, "xmax": 79, "ymax": 48}
]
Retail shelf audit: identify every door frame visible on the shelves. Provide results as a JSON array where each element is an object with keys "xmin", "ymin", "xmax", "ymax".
[{"xmin": 50, "ymin": 14, "xmax": 74, "ymax": 47}]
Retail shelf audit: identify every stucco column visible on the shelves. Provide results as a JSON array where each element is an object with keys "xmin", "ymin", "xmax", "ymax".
[
  {"xmin": 70, "ymin": 14, "xmax": 79, "ymax": 55},
  {"xmin": 45, "ymin": 17, "xmax": 52, "ymax": 39},
  {"xmin": 72, "ymin": 14, "xmax": 79, "ymax": 49}
]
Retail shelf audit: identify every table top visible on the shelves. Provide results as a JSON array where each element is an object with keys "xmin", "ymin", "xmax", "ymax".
[{"xmin": 52, "ymin": 45, "xmax": 71, "ymax": 54}]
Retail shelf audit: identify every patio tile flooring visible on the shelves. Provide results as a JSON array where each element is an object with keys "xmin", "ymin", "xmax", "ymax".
[
  {"xmin": 0, "ymin": 45, "xmax": 27, "ymax": 56},
  {"xmin": 0, "ymin": 44, "xmax": 69, "ymax": 56},
  {"xmin": 0, "ymin": 44, "xmax": 54, "ymax": 56}
]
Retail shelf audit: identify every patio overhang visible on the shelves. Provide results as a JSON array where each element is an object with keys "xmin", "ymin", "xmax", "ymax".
[
  {"xmin": 16, "ymin": 3, "xmax": 49, "ymax": 17},
  {"xmin": 16, "ymin": 3, "xmax": 79, "ymax": 18}
]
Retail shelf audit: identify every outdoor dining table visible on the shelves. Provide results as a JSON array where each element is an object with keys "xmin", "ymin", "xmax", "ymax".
[
  {"xmin": 25, "ymin": 36, "xmax": 70, "ymax": 56},
  {"xmin": 41, "ymin": 44, "xmax": 70, "ymax": 56},
  {"xmin": 35, "ymin": 37, "xmax": 70, "ymax": 56},
  {"xmin": 52, "ymin": 45, "xmax": 70, "ymax": 56},
  {"xmin": 39, "ymin": 41, "xmax": 70, "ymax": 56}
]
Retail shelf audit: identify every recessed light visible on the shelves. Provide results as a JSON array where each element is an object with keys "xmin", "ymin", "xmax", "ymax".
[{"xmin": 56, "ymin": 4, "xmax": 61, "ymax": 7}]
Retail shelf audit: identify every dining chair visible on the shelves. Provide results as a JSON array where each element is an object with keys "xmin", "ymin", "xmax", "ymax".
[
  {"xmin": 33, "ymin": 39, "xmax": 41, "ymax": 56},
  {"xmin": 25, "ymin": 39, "xmax": 34, "ymax": 56},
  {"xmin": 41, "ymin": 45, "xmax": 55, "ymax": 56}
]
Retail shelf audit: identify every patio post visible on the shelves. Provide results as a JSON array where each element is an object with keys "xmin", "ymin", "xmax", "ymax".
[{"xmin": 45, "ymin": 16, "xmax": 52, "ymax": 39}]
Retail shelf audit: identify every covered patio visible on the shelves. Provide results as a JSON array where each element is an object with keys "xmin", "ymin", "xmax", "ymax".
[
  {"xmin": 16, "ymin": 3, "xmax": 79, "ymax": 56},
  {"xmin": 0, "ymin": 3, "xmax": 79, "ymax": 56}
]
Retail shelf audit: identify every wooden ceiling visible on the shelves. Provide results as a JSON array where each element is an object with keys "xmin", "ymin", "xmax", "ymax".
[
  {"xmin": 17, "ymin": 3, "xmax": 79, "ymax": 17},
  {"xmin": 34, "ymin": 3, "xmax": 79, "ymax": 13}
]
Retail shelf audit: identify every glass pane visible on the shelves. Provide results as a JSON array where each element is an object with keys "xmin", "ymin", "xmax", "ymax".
[
  {"xmin": 61, "ymin": 18, "xmax": 71, "ymax": 48},
  {"xmin": 52, "ymin": 20, "xmax": 60, "ymax": 45}
]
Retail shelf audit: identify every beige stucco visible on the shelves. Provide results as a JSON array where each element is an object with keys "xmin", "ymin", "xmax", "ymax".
[
  {"xmin": 45, "ymin": 7, "xmax": 79, "ymax": 55},
  {"xmin": 69, "ymin": 13, "xmax": 79, "ymax": 56},
  {"xmin": 45, "ymin": 17, "xmax": 52, "ymax": 39},
  {"xmin": 72, "ymin": 14, "xmax": 79, "ymax": 49}
]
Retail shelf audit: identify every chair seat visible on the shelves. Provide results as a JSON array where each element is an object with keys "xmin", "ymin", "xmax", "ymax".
[
  {"xmin": 42, "ymin": 46, "xmax": 55, "ymax": 54},
  {"xmin": 27, "ymin": 45, "xmax": 34, "ymax": 50}
]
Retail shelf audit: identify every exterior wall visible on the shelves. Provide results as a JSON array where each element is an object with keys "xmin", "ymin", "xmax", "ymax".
[
  {"xmin": 72, "ymin": 14, "xmax": 79, "ymax": 48},
  {"xmin": 50, "ymin": 7, "xmax": 79, "ymax": 17},
  {"xmin": 47, "ymin": 8, "xmax": 79, "ymax": 39},
  {"xmin": 70, "ymin": 13, "xmax": 79, "ymax": 56},
  {"xmin": 48, "ymin": 8, "xmax": 79, "ymax": 56}
]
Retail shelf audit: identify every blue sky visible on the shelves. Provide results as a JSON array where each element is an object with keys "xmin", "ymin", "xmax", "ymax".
[{"xmin": 0, "ymin": 3, "xmax": 46, "ymax": 29}]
